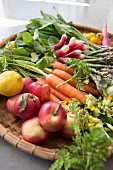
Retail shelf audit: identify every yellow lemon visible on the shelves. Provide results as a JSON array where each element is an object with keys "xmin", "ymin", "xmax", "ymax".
[{"xmin": 0, "ymin": 71, "xmax": 23, "ymax": 97}]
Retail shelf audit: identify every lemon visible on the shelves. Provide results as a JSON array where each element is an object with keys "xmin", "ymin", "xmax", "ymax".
[{"xmin": 0, "ymin": 71, "xmax": 23, "ymax": 97}]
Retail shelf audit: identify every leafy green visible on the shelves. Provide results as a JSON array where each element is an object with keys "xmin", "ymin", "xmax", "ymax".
[
  {"xmin": 64, "ymin": 58, "xmax": 92, "ymax": 90},
  {"xmin": 36, "ymin": 56, "xmax": 48, "ymax": 70},
  {"xmin": 49, "ymin": 98, "xmax": 113, "ymax": 170}
]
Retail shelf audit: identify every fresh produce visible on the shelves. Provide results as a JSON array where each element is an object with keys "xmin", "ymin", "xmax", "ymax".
[
  {"xmin": 60, "ymin": 112, "xmax": 75, "ymax": 139},
  {"xmin": 46, "ymin": 74, "xmax": 87, "ymax": 102},
  {"xmin": 1, "ymin": 9, "xmax": 113, "ymax": 170},
  {"xmin": 14, "ymin": 93, "xmax": 40, "ymax": 119},
  {"xmin": 102, "ymin": 20, "xmax": 111, "ymax": 46},
  {"xmin": 50, "ymin": 86, "xmax": 70, "ymax": 102},
  {"xmin": 68, "ymin": 39, "xmax": 85, "ymax": 53},
  {"xmin": 38, "ymin": 101, "xmax": 67, "ymax": 132},
  {"xmin": 52, "ymin": 69, "xmax": 100, "ymax": 96},
  {"xmin": 22, "ymin": 117, "xmax": 49, "ymax": 144},
  {"xmin": 21, "ymin": 77, "xmax": 33, "ymax": 93},
  {"xmin": 50, "ymin": 93, "xmax": 60, "ymax": 102},
  {"xmin": 84, "ymin": 32, "xmax": 103, "ymax": 45},
  {"xmin": 52, "ymin": 60, "xmax": 74, "ymax": 75},
  {"xmin": 53, "ymin": 33, "xmax": 67, "ymax": 50},
  {"xmin": 55, "ymin": 44, "xmax": 69, "ymax": 57},
  {"xmin": 0, "ymin": 71, "xmax": 23, "ymax": 97},
  {"xmin": 6, "ymin": 94, "xmax": 21, "ymax": 116},
  {"xmin": 27, "ymin": 80, "xmax": 50, "ymax": 103}
]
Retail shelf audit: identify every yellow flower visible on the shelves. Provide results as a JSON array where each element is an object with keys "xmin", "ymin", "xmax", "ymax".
[
  {"xmin": 107, "ymin": 96, "xmax": 112, "ymax": 100},
  {"xmin": 90, "ymin": 106, "xmax": 96, "ymax": 111},
  {"xmin": 97, "ymin": 102, "xmax": 101, "ymax": 106},
  {"xmin": 77, "ymin": 101, "xmax": 80, "ymax": 105},
  {"xmin": 88, "ymin": 115, "xmax": 94, "ymax": 123},
  {"xmin": 104, "ymin": 96, "xmax": 112, "ymax": 100},
  {"xmin": 103, "ymin": 97, "xmax": 108, "ymax": 100},
  {"xmin": 62, "ymin": 100, "xmax": 67, "ymax": 106}
]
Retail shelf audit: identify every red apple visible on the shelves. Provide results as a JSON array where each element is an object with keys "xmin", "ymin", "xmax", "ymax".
[
  {"xmin": 6, "ymin": 94, "xmax": 21, "ymax": 116},
  {"xmin": 38, "ymin": 101, "xmax": 67, "ymax": 132},
  {"xmin": 60, "ymin": 112, "xmax": 76, "ymax": 139},
  {"xmin": 21, "ymin": 77, "xmax": 33, "ymax": 93},
  {"xmin": 14, "ymin": 93, "xmax": 40, "ymax": 119},
  {"xmin": 27, "ymin": 81, "xmax": 50, "ymax": 103},
  {"xmin": 37, "ymin": 78, "xmax": 46, "ymax": 84},
  {"xmin": 22, "ymin": 117, "xmax": 49, "ymax": 145}
]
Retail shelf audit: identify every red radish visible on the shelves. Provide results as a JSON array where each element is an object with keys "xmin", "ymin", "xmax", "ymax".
[
  {"xmin": 64, "ymin": 49, "xmax": 82, "ymax": 58},
  {"xmin": 6, "ymin": 94, "xmax": 21, "ymax": 116},
  {"xmin": 59, "ymin": 53, "xmax": 85, "ymax": 63},
  {"xmin": 59, "ymin": 57, "xmax": 69, "ymax": 63},
  {"xmin": 69, "ymin": 37, "xmax": 76, "ymax": 44},
  {"xmin": 21, "ymin": 77, "xmax": 33, "ymax": 93},
  {"xmin": 14, "ymin": 93, "xmax": 40, "ymax": 119},
  {"xmin": 55, "ymin": 45, "xmax": 69, "ymax": 57},
  {"xmin": 102, "ymin": 19, "xmax": 111, "ymax": 47},
  {"xmin": 73, "ymin": 53, "xmax": 85, "ymax": 59},
  {"xmin": 53, "ymin": 33, "xmax": 67, "ymax": 50},
  {"xmin": 74, "ymin": 44, "xmax": 89, "ymax": 51},
  {"xmin": 68, "ymin": 40, "xmax": 84, "ymax": 53},
  {"xmin": 22, "ymin": 117, "xmax": 49, "ymax": 145}
]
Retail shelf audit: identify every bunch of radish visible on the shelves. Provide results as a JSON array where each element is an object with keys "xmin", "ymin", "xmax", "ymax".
[{"xmin": 53, "ymin": 33, "xmax": 89, "ymax": 63}]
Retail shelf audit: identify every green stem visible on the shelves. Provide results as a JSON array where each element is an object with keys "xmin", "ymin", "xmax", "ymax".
[
  {"xmin": 56, "ymin": 75, "xmax": 77, "ymax": 88},
  {"xmin": 88, "ymin": 48, "xmax": 108, "ymax": 56},
  {"xmin": 9, "ymin": 62, "xmax": 47, "ymax": 77},
  {"xmin": 84, "ymin": 58, "xmax": 105, "ymax": 63},
  {"xmin": 88, "ymin": 63, "xmax": 113, "ymax": 68}
]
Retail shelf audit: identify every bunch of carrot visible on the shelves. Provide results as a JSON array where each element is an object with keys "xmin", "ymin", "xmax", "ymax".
[
  {"xmin": 53, "ymin": 33, "xmax": 89, "ymax": 63},
  {"xmin": 44, "ymin": 61, "xmax": 100, "ymax": 103}
]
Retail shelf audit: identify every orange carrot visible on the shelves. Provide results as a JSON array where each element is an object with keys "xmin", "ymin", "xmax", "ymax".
[
  {"xmin": 50, "ymin": 86, "xmax": 70, "ymax": 102},
  {"xmin": 52, "ymin": 61, "xmax": 74, "ymax": 75},
  {"xmin": 53, "ymin": 69, "xmax": 99, "ymax": 96},
  {"xmin": 53, "ymin": 61, "xmax": 97, "ymax": 89},
  {"xmin": 46, "ymin": 74, "xmax": 87, "ymax": 102},
  {"xmin": 50, "ymin": 93, "xmax": 60, "ymax": 102}
]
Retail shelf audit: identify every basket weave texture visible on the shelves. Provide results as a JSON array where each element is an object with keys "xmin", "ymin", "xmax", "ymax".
[{"xmin": 0, "ymin": 25, "xmax": 113, "ymax": 160}]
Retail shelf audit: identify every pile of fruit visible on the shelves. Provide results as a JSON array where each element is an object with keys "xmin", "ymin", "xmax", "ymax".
[
  {"xmin": 83, "ymin": 32, "xmax": 103, "ymax": 45},
  {"xmin": 1, "ymin": 10, "xmax": 113, "ymax": 170},
  {"xmin": 1, "ymin": 71, "xmax": 75, "ymax": 144}
]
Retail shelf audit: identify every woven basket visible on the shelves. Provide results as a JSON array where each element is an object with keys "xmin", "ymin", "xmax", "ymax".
[{"xmin": 0, "ymin": 25, "xmax": 113, "ymax": 161}]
